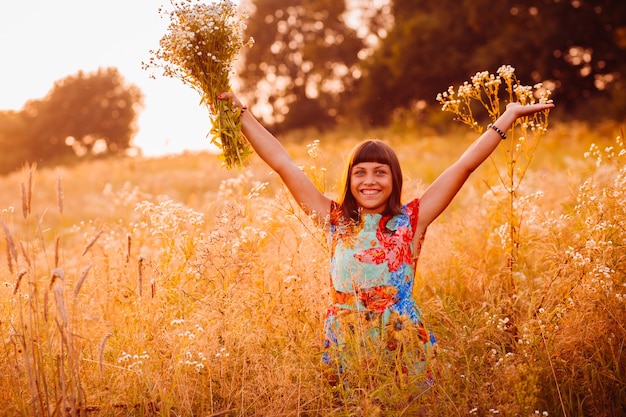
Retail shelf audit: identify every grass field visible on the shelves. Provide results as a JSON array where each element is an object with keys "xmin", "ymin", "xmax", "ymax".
[{"xmin": 0, "ymin": 120, "xmax": 624, "ymax": 416}]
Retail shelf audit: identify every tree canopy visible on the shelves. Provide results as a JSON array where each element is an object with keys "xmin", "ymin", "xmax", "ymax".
[
  {"xmin": 239, "ymin": 0, "xmax": 626, "ymax": 128},
  {"xmin": 0, "ymin": 67, "xmax": 143, "ymax": 175},
  {"xmin": 24, "ymin": 67, "xmax": 144, "ymax": 157},
  {"xmin": 239, "ymin": 0, "xmax": 365, "ymax": 131}
]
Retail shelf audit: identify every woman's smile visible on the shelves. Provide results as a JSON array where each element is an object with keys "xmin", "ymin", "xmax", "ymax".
[{"xmin": 361, "ymin": 189, "xmax": 380, "ymax": 195}]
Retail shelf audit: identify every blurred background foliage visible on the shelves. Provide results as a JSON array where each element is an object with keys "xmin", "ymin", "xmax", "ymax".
[
  {"xmin": 0, "ymin": 67, "xmax": 144, "ymax": 174},
  {"xmin": 240, "ymin": 0, "xmax": 626, "ymax": 128},
  {"xmin": 1, "ymin": 0, "xmax": 624, "ymax": 174}
]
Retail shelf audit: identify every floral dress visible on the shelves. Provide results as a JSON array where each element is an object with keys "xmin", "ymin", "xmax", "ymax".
[{"xmin": 322, "ymin": 199, "xmax": 436, "ymax": 385}]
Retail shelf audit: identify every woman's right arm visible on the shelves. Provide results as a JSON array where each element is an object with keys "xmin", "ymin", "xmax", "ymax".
[{"xmin": 220, "ymin": 93, "xmax": 332, "ymax": 221}]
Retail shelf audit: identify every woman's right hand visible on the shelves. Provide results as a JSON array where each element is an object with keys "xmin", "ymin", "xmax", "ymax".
[
  {"xmin": 215, "ymin": 90, "xmax": 332, "ymax": 222},
  {"xmin": 217, "ymin": 91, "xmax": 246, "ymax": 113}
]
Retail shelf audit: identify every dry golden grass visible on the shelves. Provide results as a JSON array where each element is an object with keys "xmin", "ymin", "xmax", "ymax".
[{"xmin": 0, "ymin": 121, "xmax": 624, "ymax": 416}]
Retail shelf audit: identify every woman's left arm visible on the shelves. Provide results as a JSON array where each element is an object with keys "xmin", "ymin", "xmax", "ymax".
[{"xmin": 416, "ymin": 102, "xmax": 554, "ymax": 232}]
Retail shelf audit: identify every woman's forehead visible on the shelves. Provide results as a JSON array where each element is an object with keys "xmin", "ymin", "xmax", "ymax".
[{"xmin": 351, "ymin": 162, "xmax": 390, "ymax": 169}]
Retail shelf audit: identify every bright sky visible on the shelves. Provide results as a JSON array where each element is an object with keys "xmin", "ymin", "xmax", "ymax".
[{"xmin": 0, "ymin": 0, "xmax": 224, "ymax": 157}]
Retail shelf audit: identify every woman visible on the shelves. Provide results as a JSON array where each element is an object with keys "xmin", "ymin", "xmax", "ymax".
[{"xmin": 218, "ymin": 92, "xmax": 553, "ymax": 386}]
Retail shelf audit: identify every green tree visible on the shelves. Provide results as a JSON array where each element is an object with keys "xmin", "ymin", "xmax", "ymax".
[
  {"xmin": 357, "ymin": 0, "xmax": 626, "ymax": 124},
  {"xmin": 533, "ymin": 0, "xmax": 626, "ymax": 120},
  {"xmin": 0, "ymin": 111, "xmax": 30, "ymax": 175},
  {"xmin": 239, "ymin": 0, "xmax": 364, "ymax": 131},
  {"xmin": 356, "ymin": 0, "xmax": 483, "ymax": 125},
  {"xmin": 463, "ymin": 0, "xmax": 626, "ymax": 120},
  {"xmin": 22, "ymin": 67, "xmax": 144, "ymax": 161}
]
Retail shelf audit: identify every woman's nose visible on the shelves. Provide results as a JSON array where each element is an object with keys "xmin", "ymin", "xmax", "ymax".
[{"xmin": 363, "ymin": 174, "xmax": 376, "ymax": 185}]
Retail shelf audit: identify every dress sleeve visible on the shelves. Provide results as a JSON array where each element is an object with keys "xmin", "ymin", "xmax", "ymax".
[
  {"xmin": 329, "ymin": 200, "xmax": 343, "ymax": 226},
  {"xmin": 406, "ymin": 198, "xmax": 420, "ymax": 234}
]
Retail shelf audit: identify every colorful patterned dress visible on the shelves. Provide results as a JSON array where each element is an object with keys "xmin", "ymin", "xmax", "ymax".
[{"xmin": 322, "ymin": 199, "xmax": 436, "ymax": 385}]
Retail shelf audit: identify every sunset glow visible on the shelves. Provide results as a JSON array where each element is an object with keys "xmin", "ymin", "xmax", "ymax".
[{"xmin": 0, "ymin": 0, "xmax": 222, "ymax": 156}]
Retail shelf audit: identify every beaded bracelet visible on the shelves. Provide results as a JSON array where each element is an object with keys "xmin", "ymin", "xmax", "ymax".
[{"xmin": 488, "ymin": 123, "xmax": 507, "ymax": 140}]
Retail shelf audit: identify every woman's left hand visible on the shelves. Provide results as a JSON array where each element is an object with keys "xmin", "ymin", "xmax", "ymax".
[{"xmin": 505, "ymin": 102, "xmax": 554, "ymax": 118}]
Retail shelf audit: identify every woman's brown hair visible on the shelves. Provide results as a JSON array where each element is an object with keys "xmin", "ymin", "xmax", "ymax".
[{"xmin": 338, "ymin": 139, "xmax": 403, "ymax": 222}]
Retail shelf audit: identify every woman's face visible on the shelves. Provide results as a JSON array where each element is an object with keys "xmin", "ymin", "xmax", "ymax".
[{"xmin": 350, "ymin": 162, "xmax": 393, "ymax": 215}]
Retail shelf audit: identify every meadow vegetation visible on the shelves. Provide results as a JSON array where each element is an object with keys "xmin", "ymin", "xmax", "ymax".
[{"xmin": 0, "ymin": 118, "xmax": 624, "ymax": 416}]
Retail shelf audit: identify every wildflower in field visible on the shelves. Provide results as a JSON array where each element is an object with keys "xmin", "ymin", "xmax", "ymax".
[
  {"xmin": 144, "ymin": 0, "xmax": 254, "ymax": 168},
  {"xmin": 180, "ymin": 351, "xmax": 206, "ymax": 373},
  {"xmin": 118, "ymin": 350, "xmax": 150, "ymax": 374},
  {"xmin": 436, "ymin": 65, "xmax": 552, "ymax": 132},
  {"xmin": 215, "ymin": 346, "xmax": 229, "ymax": 358},
  {"xmin": 385, "ymin": 311, "xmax": 412, "ymax": 349}
]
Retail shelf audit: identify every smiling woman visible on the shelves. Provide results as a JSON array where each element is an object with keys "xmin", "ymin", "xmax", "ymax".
[
  {"xmin": 0, "ymin": 0, "xmax": 225, "ymax": 157},
  {"xmin": 217, "ymin": 85, "xmax": 553, "ymax": 396}
]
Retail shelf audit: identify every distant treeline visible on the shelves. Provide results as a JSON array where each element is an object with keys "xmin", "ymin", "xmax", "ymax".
[{"xmin": 0, "ymin": 68, "xmax": 143, "ymax": 175}]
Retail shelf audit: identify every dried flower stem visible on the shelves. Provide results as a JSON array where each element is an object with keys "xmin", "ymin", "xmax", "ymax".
[
  {"xmin": 1, "ymin": 220, "xmax": 17, "ymax": 274},
  {"xmin": 57, "ymin": 176, "xmax": 64, "ymax": 214},
  {"xmin": 82, "ymin": 230, "xmax": 104, "ymax": 256},
  {"xmin": 138, "ymin": 256, "xmax": 144, "ymax": 297},
  {"xmin": 74, "ymin": 264, "xmax": 93, "ymax": 297}
]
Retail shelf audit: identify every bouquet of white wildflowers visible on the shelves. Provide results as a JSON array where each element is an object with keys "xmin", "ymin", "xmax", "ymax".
[{"xmin": 144, "ymin": 0, "xmax": 254, "ymax": 169}]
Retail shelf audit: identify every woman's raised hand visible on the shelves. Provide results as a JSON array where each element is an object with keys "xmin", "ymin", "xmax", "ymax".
[
  {"xmin": 505, "ymin": 102, "xmax": 554, "ymax": 119},
  {"xmin": 217, "ymin": 91, "xmax": 245, "ymax": 111}
]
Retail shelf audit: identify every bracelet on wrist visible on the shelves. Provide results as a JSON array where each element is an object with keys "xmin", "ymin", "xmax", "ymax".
[
  {"xmin": 240, "ymin": 106, "xmax": 247, "ymax": 114},
  {"xmin": 488, "ymin": 123, "xmax": 507, "ymax": 140}
]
